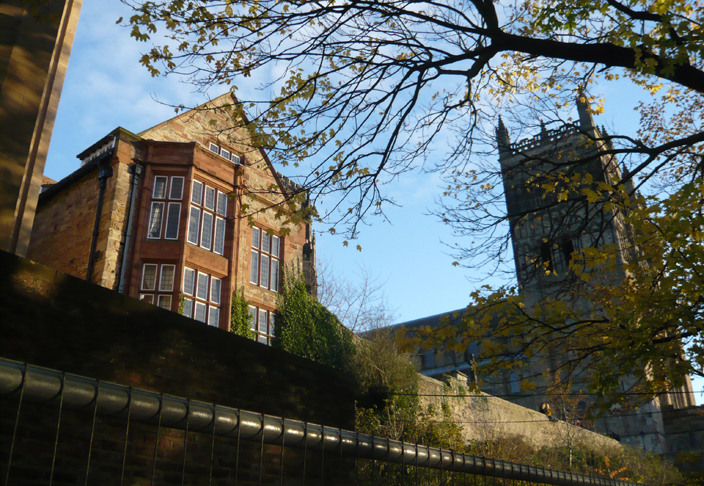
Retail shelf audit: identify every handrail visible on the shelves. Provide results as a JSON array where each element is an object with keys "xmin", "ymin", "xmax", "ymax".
[{"xmin": 0, "ymin": 358, "xmax": 644, "ymax": 486}]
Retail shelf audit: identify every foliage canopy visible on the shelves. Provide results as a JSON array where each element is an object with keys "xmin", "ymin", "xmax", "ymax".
[{"xmin": 122, "ymin": 0, "xmax": 704, "ymax": 406}]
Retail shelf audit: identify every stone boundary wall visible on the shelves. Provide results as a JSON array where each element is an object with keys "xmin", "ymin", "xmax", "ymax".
[
  {"xmin": 0, "ymin": 250, "xmax": 355, "ymax": 429},
  {"xmin": 419, "ymin": 374, "xmax": 621, "ymax": 452}
]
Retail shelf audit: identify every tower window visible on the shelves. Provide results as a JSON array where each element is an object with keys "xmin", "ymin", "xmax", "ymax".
[
  {"xmin": 539, "ymin": 241, "xmax": 553, "ymax": 272},
  {"xmin": 559, "ymin": 237, "xmax": 575, "ymax": 269}
]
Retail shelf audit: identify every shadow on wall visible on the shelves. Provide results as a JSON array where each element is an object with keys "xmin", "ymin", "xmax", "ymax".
[{"xmin": 0, "ymin": 250, "xmax": 356, "ymax": 429}]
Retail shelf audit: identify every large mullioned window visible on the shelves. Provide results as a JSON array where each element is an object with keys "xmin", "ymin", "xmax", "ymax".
[
  {"xmin": 187, "ymin": 180, "xmax": 227, "ymax": 256},
  {"xmin": 147, "ymin": 175, "xmax": 184, "ymax": 240},
  {"xmin": 139, "ymin": 263, "xmax": 176, "ymax": 311},
  {"xmin": 182, "ymin": 266, "xmax": 222, "ymax": 327},
  {"xmin": 249, "ymin": 227, "xmax": 280, "ymax": 292}
]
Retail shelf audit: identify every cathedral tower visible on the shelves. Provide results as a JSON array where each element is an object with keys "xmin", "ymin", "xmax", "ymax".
[{"xmin": 496, "ymin": 98, "xmax": 696, "ymax": 452}]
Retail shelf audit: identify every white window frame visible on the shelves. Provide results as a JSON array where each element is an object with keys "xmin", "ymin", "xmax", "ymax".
[
  {"xmin": 213, "ymin": 217, "xmax": 226, "ymax": 256},
  {"xmin": 231, "ymin": 154, "xmax": 241, "ymax": 165},
  {"xmin": 187, "ymin": 206, "xmax": 201, "ymax": 245},
  {"xmin": 147, "ymin": 202, "xmax": 165, "ymax": 239},
  {"xmin": 220, "ymin": 148, "xmax": 230, "ymax": 160},
  {"xmin": 182, "ymin": 298, "xmax": 193, "ymax": 318},
  {"xmin": 157, "ymin": 295, "xmax": 172, "ymax": 311},
  {"xmin": 210, "ymin": 277, "xmax": 222, "ymax": 305},
  {"xmin": 169, "ymin": 176, "xmax": 185, "ymax": 200},
  {"xmin": 159, "ymin": 264, "xmax": 176, "ymax": 292},
  {"xmin": 194, "ymin": 301, "xmax": 207, "ymax": 322},
  {"xmin": 183, "ymin": 267, "xmax": 196, "ymax": 296},
  {"xmin": 191, "ymin": 180, "xmax": 204, "ymax": 205},
  {"xmin": 200, "ymin": 211, "xmax": 214, "ymax": 250},
  {"xmin": 164, "ymin": 202, "xmax": 181, "ymax": 240},
  {"xmin": 208, "ymin": 142, "xmax": 220, "ymax": 154},
  {"xmin": 204, "ymin": 186, "xmax": 216, "ymax": 211},
  {"xmin": 196, "ymin": 272, "xmax": 209, "ymax": 300},
  {"xmin": 153, "ymin": 175, "xmax": 168, "ymax": 199},
  {"xmin": 208, "ymin": 306, "xmax": 220, "ymax": 327},
  {"xmin": 216, "ymin": 191, "xmax": 227, "ymax": 217},
  {"xmin": 141, "ymin": 264, "xmax": 158, "ymax": 290}
]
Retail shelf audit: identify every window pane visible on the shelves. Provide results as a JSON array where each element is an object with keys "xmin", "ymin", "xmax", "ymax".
[
  {"xmin": 182, "ymin": 298, "xmax": 193, "ymax": 318},
  {"xmin": 142, "ymin": 264, "xmax": 157, "ymax": 290},
  {"xmin": 510, "ymin": 373, "xmax": 521, "ymax": 393},
  {"xmin": 208, "ymin": 142, "xmax": 219, "ymax": 154},
  {"xmin": 157, "ymin": 295, "xmax": 172, "ymax": 310},
  {"xmin": 231, "ymin": 154, "xmax": 241, "ymax": 165},
  {"xmin": 260, "ymin": 255, "xmax": 269, "ymax": 289},
  {"xmin": 201, "ymin": 212, "xmax": 214, "ymax": 250},
  {"xmin": 210, "ymin": 277, "xmax": 222, "ymax": 304},
  {"xmin": 187, "ymin": 206, "xmax": 201, "ymax": 245},
  {"xmin": 270, "ymin": 259, "xmax": 279, "ymax": 293},
  {"xmin": 194, "ymin": 302, "xmax": 207, "ymax": 322},
  {"xmin": 220, "ymin": 149, "xmax": 230, "ymax": 160},
  {"xmin": 262, "ymin": 233, "xmax": 270, "ymax": 253},
  {"xmin": 258, "ymin": 310, "xmax": 268, "ymax": 333},
  {"xmin": 192, "ymin": 180, "xmax": 203, "ymax": 205},
  {"xmin": 148, "ymin": 202, "xmax": 164, "ymax": 238},
  {"xmin": 183, "ymin": 267, "xmax": 195, "ymax": 296},
  {"xmin": 153, "ymin": 176, "xmax": 167, "ymax": 199},
  {"xmin": 271, "ymin": 236, "xmax": 280, "ymax": 258},
  {"xmin": 140, "ymin": 294, "xmax": 154, "ymax": 304},
  {"xmin": 204, "ymin": 186, "xmax": 216, "ymax": 211},
  {"xmin": 213, "ymin": 218, "xmax": 226, "ymax": 255},
  {"xmin": 248, "ymin": 306, "xmax": 257, "ymax": 331},
  {"xmin": 164, "ymin": 203, "xmax": 181, "ymax": 239},
  {"xmin": 270, "ymin": 314, "xmax": 276, "ymax": 337},
  {"xmin": 250, "ymin": 250, "xmax": 259, "ymax": 284},
  {"xmin": 217, "ymin": 192, "xmax": 227, "ymax": 217},
  {"xmin": 170, "ymin": 177, "xmax": 184, "ymax": 199},
  {"xmin": 252, "ymin": 227, "xmax": 260, "ymax": 249},
  {"xmin": 159, "ymin": 265, "xmax": 175, "ymax": 291},
  {"xmin": 197, "ymin": 272, "xmax": 209, "ymax": 300},
  {"xmin": 208, "ymin": 306, "xmax": 220, "ymax": 327},
  {"xmin": 258, "ymin": 334, "xmax": 267, "ymax": 344}
]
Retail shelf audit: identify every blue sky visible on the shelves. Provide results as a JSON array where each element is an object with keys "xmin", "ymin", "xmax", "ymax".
[{"xmin": 45, "ymin": 0, "xmax": 702, "ymax": 404}]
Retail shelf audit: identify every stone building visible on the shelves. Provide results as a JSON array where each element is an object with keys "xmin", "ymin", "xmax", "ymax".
[
  {"xmin": 1, "ymin": 0, "xmax": 82, "ymax": 257},
  {"xmin": 28, "ymin": 93, "xmax": 316, "ymax": 343},
  {"xmin": 394, "ymin": 98, "xmax": 697, "ymax": 454}
]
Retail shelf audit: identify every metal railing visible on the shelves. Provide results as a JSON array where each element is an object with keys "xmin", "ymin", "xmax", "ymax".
[{"xmin": 0, "ymin": 358, "xmax": 645, "ymax": 486}]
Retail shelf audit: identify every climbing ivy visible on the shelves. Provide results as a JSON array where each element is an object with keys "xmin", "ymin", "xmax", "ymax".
[
  {"xmin": 230, "ymin": 286, "xmax": 254, "ymax": 339},
  {"xmin": 274, "ymin": 267, "xmax": 354, "ymax": 370}
]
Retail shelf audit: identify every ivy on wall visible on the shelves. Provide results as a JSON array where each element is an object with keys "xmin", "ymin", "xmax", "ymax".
[
  {"xmin": 274, "ymin": 267, "xmax": 355, "ymax": 370},
  {"xmin": 230, "ymin": 286, "xmax": 255, "ymax": 339}
]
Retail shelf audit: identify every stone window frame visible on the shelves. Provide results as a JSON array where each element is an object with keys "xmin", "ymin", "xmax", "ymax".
[
  {"xmin": 249, "ymin": 305, "xmax": 275, "ymax": 345},
  {"xmin": 249, "ymin": 226, "xmax": 281, "ymax": 293}
]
